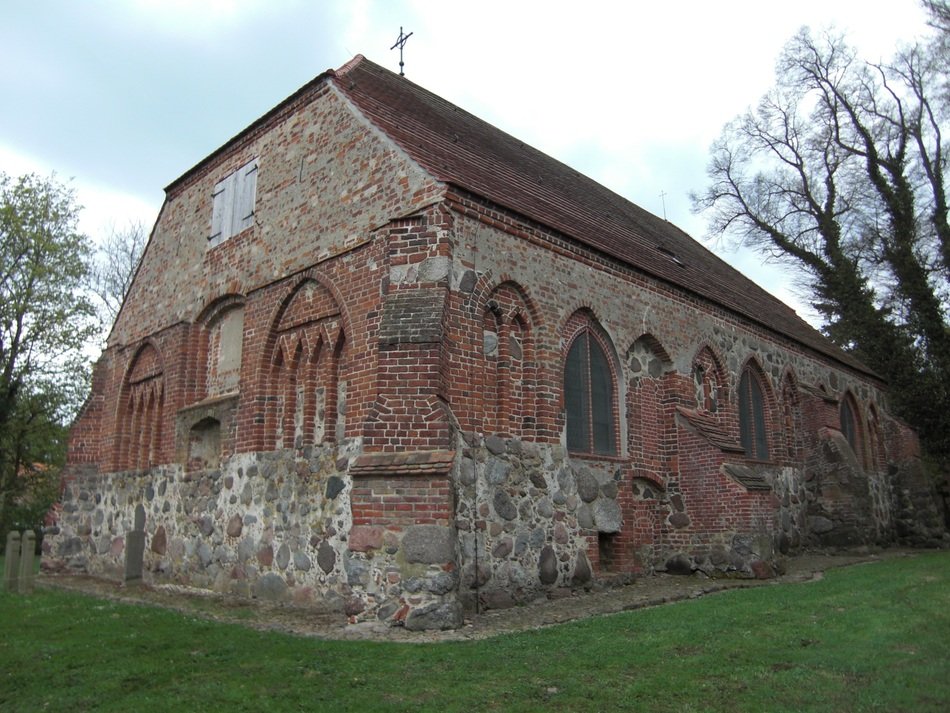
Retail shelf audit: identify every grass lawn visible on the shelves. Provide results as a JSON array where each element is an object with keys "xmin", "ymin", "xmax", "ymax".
[{"xmin": 1, "ymin": 552, "xmax": 948, "ymax": 712}]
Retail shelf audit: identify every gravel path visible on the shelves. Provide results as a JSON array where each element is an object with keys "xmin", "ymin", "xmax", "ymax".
[{"xmin": 36, "ymin": 549, "xmax": 919, "ymax": 643}]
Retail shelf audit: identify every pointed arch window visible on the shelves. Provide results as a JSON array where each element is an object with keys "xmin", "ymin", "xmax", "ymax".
[
  {"xmin": 840, "ymin": 396, "xmax": 859, "ymax": 455},
  {"xmin": 565, "ymin": 330, "xmax": 617, "ymax": 455},
  {"xmin": 738, "ymin": 368, "xmax": 769, "ymax": 460}
]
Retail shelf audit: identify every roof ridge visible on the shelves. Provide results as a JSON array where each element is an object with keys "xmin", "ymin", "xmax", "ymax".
[{"xmin": 335, "ymin": 53, "xmax": 366, "ymax": 76}]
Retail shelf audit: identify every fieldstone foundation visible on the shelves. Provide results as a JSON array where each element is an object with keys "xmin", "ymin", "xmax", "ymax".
[{"xmin": 43, "ymin": 439, "xmax": 461, "ymax": 628}]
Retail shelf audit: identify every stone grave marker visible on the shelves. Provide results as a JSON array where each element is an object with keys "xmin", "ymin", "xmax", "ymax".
[
  {"xmin": 124, "ymin": 504, "xmax": 146, "ymax": 583},
  {"xmin": 17, "ymin": 531, "xmax": 35, "ymax": 594},
  {"xmin": 3, "ymin": 531, "xmax": 20, "ymax": 592}
]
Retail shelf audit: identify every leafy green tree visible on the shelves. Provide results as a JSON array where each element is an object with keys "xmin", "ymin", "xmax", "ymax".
[
  {"xmin": 0, "ymin": 172, "xmax": 97, "ymax": 536},
  {"xmin": 693, "ymin": 24, "xmax": 950, "ymax": 464}
]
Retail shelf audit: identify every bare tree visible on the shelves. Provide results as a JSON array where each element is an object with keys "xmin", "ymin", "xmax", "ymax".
[
  {"xmin": 92, "ymin": 221, "xmax": 147, "ymax": 331},
  {"xmin": 693, "ymin": 27, "xmax": 950, "ymax": 462}
]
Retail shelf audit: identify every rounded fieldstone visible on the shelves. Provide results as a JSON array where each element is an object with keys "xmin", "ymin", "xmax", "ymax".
[
  {"xmin": 325, "ymin": 476, "xmax": 345, "ymax": 500},
  {"xmin": 237, "ymin": 536, "xmax": 256, "ymax": 562},
  {"xmin": 493, "ymin": 490, "xmax": 518, "ymax": 521},
  {"xmin": 485, "ymin": 435, "xmax": 507, "ymax": 455},
  {"xmin": 593, "ymin": 499, "xmax": 622, "ymax": 533},
  {"xmin": 293, "ymin": 551, "xmax": 311, "ymax": 571},
  {"xmin": 731, "ymin": 534, "xmax": 754, "ymax": 557},
  {"xmin": 553, "ymin": 522, "xmax": 569, "ymax": 545},
  {"xmin": 492, "ymin": 537, "xmax": 513, "ymax": 558},
  {"xmin": 709, "ymin": 546, "xmax": 729, "ymax": 566},
  {"xmin": 669, "ymin": 512, "xmax": 691, "ymax": 529},
  {"xmin": 575, "ymin": 468, "xmax": 600, "ymax": 503},
  {"xmin": 458, "ymin": 458, "xmax": 476, "ymax": 486},
  {"xmin": 459, "ymin": 269, "xmax": 477, "ymax": 293},
  {"xmin": 529, "ymin": 527, "xmax": 545, "ymax": 548},
  {"xmin": 572, "ymin": 551, "xmax": 592, "ymax": 584},
  {"xmin": 276, "ymin": 543, "xmax": 291, "ymax": 569},
  {"xmin": 665, "ymin": 553, "xmax": 693, "ymax": 575},
  {"xmin": 148, "ymin": 526, "xmax": 166, "ymax": 555},
  {"xmin": 808, "ymin": 516, "xmax": 835, "ymax": 534},
  {"xmin": 556, "ymin": 466, "xmax": 575, "ymax": 495},
  {"xmin": 317, "ymin": 540, "xmax": 336, "ymax": 573},
  {"xmin": 483, "ymin": 331, "xmax": 499, "ymax": 356},
  {"xmin": 344, "ymin": 556, "xmax": 370, "ymax": 586},
  {"xmin": 486, "ymin": 457, "xmax": 511, "ymax": 485},
  {"xmin": 405, "ymin": 570, "xmax": 457, "ymax": 595},
  {"xmin": 226, "ymin": 514, "xmax": 243, "ymax": 538},
  {"xmin": 254, "ymin": 573, "xmax": 288, "ymax": 601},
  {"xmin": 539, "ymin": 545, "xmax": 558, "ymax": 585},
  {"xmin": 527, "ymin": 469, "xmax": 547, "ymax": 489},
  {"xmin": 402, "ymin": 525, "xmax": 455, "ymax": 564},
  {"xmin": 198, "ymin": 516, "xmax": 214, "ymax": 537},
  {"xmin": 600, "ymin": 480, "xmax": 619, "ymax": 499},
  {"xmin": 577, "ymin": 504, "xmax": 594, "ymax": 530},
  {"xmin": 536, "ymin": 497, "xmax": 554, "ymax": 519},
  {"xmin": 463, "ymin": 562, "xmax": 491, "ymax": 588},
  {"xmin": 377, "ymin": 601, "xmax": 400, "ymax": 621},
  {"xmin": 405, "ymin": 601, "xmax": 463, "ymax": 631}
]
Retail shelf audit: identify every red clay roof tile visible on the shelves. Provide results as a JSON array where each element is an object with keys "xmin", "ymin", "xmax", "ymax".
[{"xmin": 333, "ymin": 55, "xmax": 874, "ymax": 379}]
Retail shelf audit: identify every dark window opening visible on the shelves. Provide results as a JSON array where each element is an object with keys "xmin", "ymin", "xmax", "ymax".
[
  {"xmin": 840, "ymin": 398, "xmax": 858, "ymax": 454},
  {"xmin": 598, "ymin": 532, "xmax": 616, "ymax": 572},
  {"xmin": 565, "ymin": 330, "xmax": 617, "ymax": 455},
  {"xmin": 738, "ymin": 370, "xmax": 769, "ymax": 460}
]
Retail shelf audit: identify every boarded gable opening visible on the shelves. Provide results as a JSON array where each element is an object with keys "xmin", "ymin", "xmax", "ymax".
[{"xmin": 209, "ymin": 158, "xmax": 259, "ymax": 247}]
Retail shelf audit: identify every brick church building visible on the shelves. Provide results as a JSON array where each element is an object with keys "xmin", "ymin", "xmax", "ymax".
[{"xmin": 44, "ymin": 56, "xmax": 942, "ymax": 629}]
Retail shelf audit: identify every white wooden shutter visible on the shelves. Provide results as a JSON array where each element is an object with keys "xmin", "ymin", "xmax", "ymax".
[{"xmin": 236, "ymin": 159, "xmax": 258, "ymax": 233}]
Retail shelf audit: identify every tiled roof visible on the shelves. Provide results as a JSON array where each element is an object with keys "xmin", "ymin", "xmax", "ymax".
[{"xmin": 333, "ymin": 56, "xmax": 873, "ymax": 378}]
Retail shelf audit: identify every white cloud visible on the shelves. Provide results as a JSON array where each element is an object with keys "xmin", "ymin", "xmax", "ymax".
[
  {"xmin": 0, "ymin": 143, "xmax": 160, "ymax": 243},
  {"xmin": 1, "ymin": 0, "xmax": 932, "ymax": 328},
  {"xmin": 119, "ymin": 0, "xmax": 279, "ymax": 40}
]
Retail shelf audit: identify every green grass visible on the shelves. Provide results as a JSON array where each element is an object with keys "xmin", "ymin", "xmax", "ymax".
[{"xmin": 2, "ymin": 553, "xmax": 948, "ymax": 712}]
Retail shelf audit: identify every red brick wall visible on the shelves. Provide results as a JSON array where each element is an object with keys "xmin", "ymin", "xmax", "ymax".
[
  {"xmin": 351, "ymin": 476, "xmax": 453, "ymax": 529},
  {"xmin": 65, "ymin": 77, "xmax": 916, "ymax": 586}
]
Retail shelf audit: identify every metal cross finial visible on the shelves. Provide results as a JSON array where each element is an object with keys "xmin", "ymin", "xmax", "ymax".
[
  {"xmin": 390, "ymin": 26, "xmax": 413, "ymax": 77},
  {"xmin": 659, "ymin": 190, "xmax": 668, "ymax": 220}
]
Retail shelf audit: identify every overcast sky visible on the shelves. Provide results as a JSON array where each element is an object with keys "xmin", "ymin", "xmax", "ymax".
[{"xmin": 0, "ymin": 0, "xmax": 935, "ymax": 323}]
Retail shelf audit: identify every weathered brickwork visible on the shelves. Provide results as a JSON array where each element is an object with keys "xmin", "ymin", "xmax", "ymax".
[{"xmin": 44, "ymin": 56, "xmax": 946, "ymax": 629}]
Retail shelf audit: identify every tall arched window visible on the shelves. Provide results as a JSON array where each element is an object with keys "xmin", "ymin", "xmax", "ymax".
[
  {"xmin": 840, "ymin": 394, "xmax": 861, "ymax": 457},
  {"xmin": 738, "ymin": 368, "xmax": 769, "ymax": 460},
  {"xmin": 565, "ymin": 329, "xmax": 617, "ymax": 455}
]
